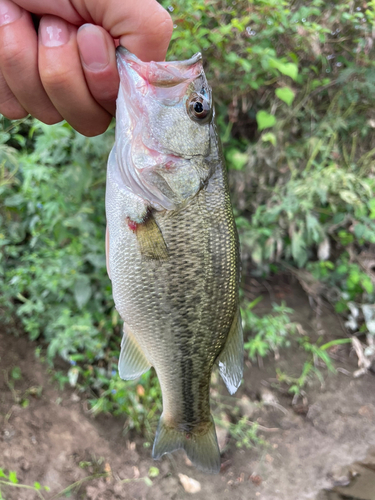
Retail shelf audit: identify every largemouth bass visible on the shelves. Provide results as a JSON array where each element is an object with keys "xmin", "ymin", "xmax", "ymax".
[{"xmin": 105, "ymin": 47, "xmax": 243, "ymax": 474}]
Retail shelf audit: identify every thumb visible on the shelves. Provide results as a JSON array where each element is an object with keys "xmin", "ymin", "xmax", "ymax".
[{"xmin": 83, "ymin": 0, "xmax": 174, "ymax": 61}]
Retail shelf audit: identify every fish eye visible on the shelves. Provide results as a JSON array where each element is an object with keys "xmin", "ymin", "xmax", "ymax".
[
  {"xmin": 194, "ymin": 101, "xmax": 204, "ymax": 114},
  {"xmin": 187, "ymin": 93, "xmax": 211, "ymax": 122}
]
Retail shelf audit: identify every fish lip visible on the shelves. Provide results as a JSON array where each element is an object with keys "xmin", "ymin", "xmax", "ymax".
[{"xmin": 116, "ymin": 46, "xmax": 202, "ymax": 67}]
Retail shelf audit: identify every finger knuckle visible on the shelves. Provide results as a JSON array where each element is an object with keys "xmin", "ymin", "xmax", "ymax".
[
  {"xmin": 0, "ymin": 42, "xmax": 26, "ymax": 72},
  {"xmin": 40, "ymin": 66, "xmax": 76, "ymax": 93},
  {"xmin": 0, "ymin": 105, "xmax": 28, "ymax": 120},
  {"xmin": 150, "ymin": 10, "xmax": 174, "ymax": 45},
  {"xmin": 98, "ymin": 86, "xmax": 118, "ymax": 104}
]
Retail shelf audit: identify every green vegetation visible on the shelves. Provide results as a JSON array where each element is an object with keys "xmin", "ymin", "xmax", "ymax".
[
  {"xmin": 243, "ymin": 298, "xmax": 297, "ymax": 359},
  {"xmin": 1, "ymin": 0, "xmax": 375, "ymax": 445},
  {"xmin": 0, "ymin": 464, "xmax": 158, "ymax": 499},
  {"xmin": 0, "ymin": 468, "xmax": 50, "ymax": 500}
]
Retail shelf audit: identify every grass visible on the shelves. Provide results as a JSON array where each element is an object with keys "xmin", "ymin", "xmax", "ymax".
[
  {"xmin": 0, "ymin": 469, "xmax": 50, "ymax": 500},
  {"xmin": 0, "ymin": 466, "xmax": 160, "ymax": 499},
  {"xmin": 242, "ymin": 295, "xmax": 353, "ymax": 396}
]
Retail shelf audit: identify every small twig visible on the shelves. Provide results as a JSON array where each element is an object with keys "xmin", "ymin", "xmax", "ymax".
[
  {"xmin": 257, "ymin": 355, "xmax": 264, "ymax": 369},
  {"xmin": 337, "ymin": 367, "xmax": 351, "ymax": 376},
  {"xmin": 52, "ymin": 473, "xmax": 109, "ymax": 499},
  {"xmin": 263, "ymin": 401, "xmax": 289, "ymax": 415},
  {"xmin": 119, "ymin": 477, "xmax": 151, "ymax": 485},
  {"xmin": 262, "ymin": 279, "xmax": 276, "ymax": 303},
  {"xmin": 352, "ymin": 337, "xmax": 372, "ymax": 378},
  {"xmin": 4, "ymin": 406, "xmax": 13, "ymax": 423},
  {"xmin": 248, "ymin": 421, "xmax": 279, "ymax": 433},
  {"xmin": 326, "ymin": 37, "xmax": 352, "ymax": 43},
  {"xmin": 2, "ymin": 370, "xmax": 20, "ymax": 404}
]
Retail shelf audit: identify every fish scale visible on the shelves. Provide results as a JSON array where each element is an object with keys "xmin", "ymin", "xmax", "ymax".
[{"xmin": 106, "ymin": 47, "xmax": 243, "ymax": 473}]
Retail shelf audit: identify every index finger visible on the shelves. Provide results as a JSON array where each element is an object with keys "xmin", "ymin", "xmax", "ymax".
[{"xmin": 12, "ymin": 0, "xmax": 173, "ymax": 61}]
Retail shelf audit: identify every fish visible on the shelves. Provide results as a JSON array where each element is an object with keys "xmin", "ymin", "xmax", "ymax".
[{"xmin": 105, "ymin": 46, "xmax": 243, "ymax": 474}]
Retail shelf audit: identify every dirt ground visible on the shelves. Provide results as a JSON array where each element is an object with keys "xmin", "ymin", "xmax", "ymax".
[{"xmin": 1, "ymin": 284, "xmax": 375, "ymax": 500}]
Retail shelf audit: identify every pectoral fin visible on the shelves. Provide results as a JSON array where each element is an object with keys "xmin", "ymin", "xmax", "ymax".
[
  {"xmin": 217, "ymin": 308, "xmax": 243, "ymax": 395},
  {"xmin": 136, "ymin": 214, "xmax": 169, "ymax": 261},
  {"xmin": 118, "ymin": 324, "xmax": 152, "ymax": 380}
]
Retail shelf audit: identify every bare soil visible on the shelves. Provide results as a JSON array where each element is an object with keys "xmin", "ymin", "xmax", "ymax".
[{"xmin": 1, "ymin": 283, "xmax": 375, "ymax": 500}]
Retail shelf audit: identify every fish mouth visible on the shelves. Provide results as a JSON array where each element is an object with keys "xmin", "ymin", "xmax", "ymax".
[
  {"xmin": 117, "ymin": 46, "xmax": 203, "ymax": 65},
  {"xmin": 117, "ymin": 46, "xmax": 203, "ymax": 77},
  {"xmin": 116, "ymin": 46, "xmax": 204, "ymax": 92}
]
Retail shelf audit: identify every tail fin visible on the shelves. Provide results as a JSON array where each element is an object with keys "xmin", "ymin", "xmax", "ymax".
[{"xmin": 152, "ymin": 415, "xmax": 220, "ymax": 474}]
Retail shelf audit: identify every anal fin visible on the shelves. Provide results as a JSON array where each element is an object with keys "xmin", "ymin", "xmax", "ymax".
[
  {"xmin": 136, "ymin": 214, "xmax": 169, "ymax": 261},
  {"xmin": 217, "ymin": 308, "xmax": 243, "ymax": 395},
  {"xmin": 118, "ymin": 323, "xmax": 152, "ymax": 380}
]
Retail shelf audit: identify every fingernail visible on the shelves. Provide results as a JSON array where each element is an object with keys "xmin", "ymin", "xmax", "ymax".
[
  {"xmin": 40, "ymin": 16, "xmax": 70, "ymax": 47},
  {"xmin": 78, "ymin": 24, "xmax": 110, "ymax": 71},
  {"xmin": 0, "ymin": 0, "xmax": 22, "ymax": 26}
]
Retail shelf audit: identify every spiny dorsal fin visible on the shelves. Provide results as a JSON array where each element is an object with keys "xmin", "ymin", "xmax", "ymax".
[
  {"xmin": 217, "ymin": 308, "xmax": 243, "ymax": 395},
  {"xmin": 119, "ymin": 323, "xmax": 152, "ymax": 380},
  {"xmin": 136, "ymin": 214, "xmax": 169, "ymax": 261}
]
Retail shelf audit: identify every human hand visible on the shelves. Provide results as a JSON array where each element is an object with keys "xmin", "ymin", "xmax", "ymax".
[{"xmin": 0, "ymin": 0, "xmax": 173, "ymax": 136}]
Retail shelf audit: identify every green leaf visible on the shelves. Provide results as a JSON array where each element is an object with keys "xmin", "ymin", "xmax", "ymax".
[
  {"xmin": 246, "ymin": 296, "xmax": 263, "ymax": 310},
  {"xmin": 362, "ymin": 277, "xmax": 374, "ymax": 294},
  {"xmin": 73, "ymin": 275, "xmax": 92, "ymax": 309},
  {"xmin": 11, "ymin": 366, "xmax": 22, "ymax": 380},
  {"xmin": 0, "ymin": 131, "xmax": 11, "ymax": 143},
  {"xmin": 148, "ymin": 466, "xmax": 160, "ymax": 478},
  {"xmin": 4, "ymin": 194, "xmax": 25, "ymax": 207},
  {"xmin": 240, "ymin": 58, "xmax": 252, "ymax": 72},
  {"xmin": 34, "ymin": 482, "xmax": 41, "ymax": 490},
  {"xmin": 144, "ymin": 477, "xmax": 153, "ymax": 487},
  {"xmin": 369, "ymin": 198, "xmax": 375, "ymax": 219},
  {"xmin": 278, "ymin": 62, "xmax": 298, "ymax": 80},
  {"xmin": 256, "ymin": 111, "xmax": 276, "ymax": 131},
  {"xmin": 291, "ymin": 231, "xmax": 308, "ymax": 267},
  {"xmin": 0, "ymin": 468, "xmax": 6, "ymax": 478},
  {"xmin": 339, "ymin": 190, "xmax": 359, "ymax": 205},
  {"xmin": 8, "ymin": 471, "xmax": 18, "ymax": 484},
  {"xmin": 275, "ymin": 87, "xmax": 295, "ymax": 106},
  {"xmin": 269, "ymin": 59, "xmax": 298, "ymax": 80},
  {"xmin": 261, "ymin": 132, "xmax": 277, "ymax": 145},
  {"xmin": 226, "ymin": 148, "xmax": 248, "ymax": 170},
  {"xmin": 354, "ymin": 223, "xmax": 366, "ymax": 239}
]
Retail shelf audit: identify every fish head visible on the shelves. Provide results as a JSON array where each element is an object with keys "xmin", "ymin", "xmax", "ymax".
[
  {"xmin": 116, "ymin": 47, "xmax": 213, "ymax": 159},
  {"xmin": 112, "ymin": 48, "xmax": 219, "ymax": 211}
]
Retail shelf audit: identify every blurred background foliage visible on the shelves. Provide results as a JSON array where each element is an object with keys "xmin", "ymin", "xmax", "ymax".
[{"xmin": 1, "ymin": 0, "xmax": 375, "ymax": 433}]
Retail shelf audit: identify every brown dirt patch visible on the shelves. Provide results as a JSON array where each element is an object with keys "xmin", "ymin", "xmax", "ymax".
[{"xmin": 1, "ymin": 285, "xmax": 375, "ymax": 500}]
